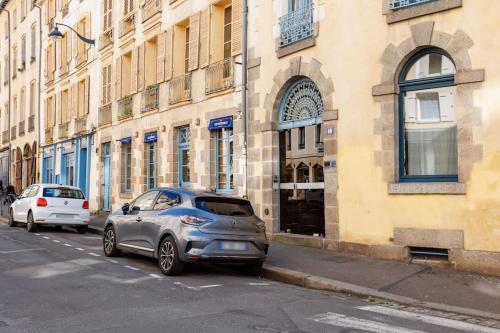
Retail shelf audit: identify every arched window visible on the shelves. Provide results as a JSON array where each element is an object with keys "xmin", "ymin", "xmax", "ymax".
[{"xmin": 399, "ymin": 48, "xmax": 457, "ymax": 182}]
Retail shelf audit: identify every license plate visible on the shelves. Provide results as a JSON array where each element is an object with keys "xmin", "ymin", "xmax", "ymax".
[
  {"xmin": 219, "ymin": 241, "xmax": 248, "ymax": 251},
  {"xmin": 55, "ymin": 214, "xmax": 74, "ymax": 219}
]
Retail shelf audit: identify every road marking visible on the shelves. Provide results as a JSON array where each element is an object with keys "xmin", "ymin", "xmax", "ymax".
[
  {"xmin": 88, "ymin": 252, "xmax": 100, "ymax": 257},
  {"xmin": 35, "ymin": 233, "xmax": 41, "ymax": 236},
  {"xmin": 311, "ymin": 312, "xmax": 428, "ymax": 333},
  {"xmin": 198, "ymin": 284, "xmax": 221, "ymax": 289},
  {"xmin": 149, "ymin": 273, "xmax": 163, "ymax": 279},
  {"xmin": 174, "ymin": 282, "xmax": 199, "ymax": 291},
  {"xmin": 63, "ymin": 243, "xmax": 72, "ymax": 247},
  {"xmin": 43, "ymin": 236, "xmax": 50, "ymax": 239},
  {"xmin": 106, "ymin": 259, "xmax": 119, "ymax": 264},
  {"xmin": 249, "ymin": 282, "xmax": 271, "ymax": 286},
  {"xmin": 0, "ymin": 248, "xmax": 45, "ymax": 254},
  {"xmin": 358, "ymin": 305, "xmax": 500, "ymax": 333},
  {"xmin": 124, "ymin": 265, "xmax": 140, "ymax": 271},
  {"xmin": 75, "ymin": 248, "xmax": 85, "ymax": 251},
  {"xmin": 52, "ymin": 240, "xmax": 60, "ymax": 243}
]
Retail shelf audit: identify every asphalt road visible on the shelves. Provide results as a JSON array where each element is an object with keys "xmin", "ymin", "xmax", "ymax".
[{"xmin": 1, "ymin": 222, "xmax": 500, "ymax": 333}]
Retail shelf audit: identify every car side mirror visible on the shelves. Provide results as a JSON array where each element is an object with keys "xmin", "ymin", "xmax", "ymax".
[
  {"xmin": 121, "ymin": 203, "xmax": 130, "ymax": 215},
  {"xmin": 130, "ymin": 206, "xmax": 140, "ymax": 214}
]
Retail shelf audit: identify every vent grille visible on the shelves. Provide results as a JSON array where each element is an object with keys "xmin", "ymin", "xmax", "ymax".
[{"xmin": 410, "ymin": 247, "xmax": 449, "ymax": 261}]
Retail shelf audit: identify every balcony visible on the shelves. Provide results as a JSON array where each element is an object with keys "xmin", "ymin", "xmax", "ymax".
[
  {"xmin": 141, "ymin": 84, "xmax": 159, "ymax": 113},
  {"xmin": 169, "ymin": 73, "xmax": 192, "ymax": 105},
  {"xmin": 99, "ymin": 103, "xmax": 113, "ymax": 126},
  {"xmin": 118, "ymin": 96, "xmax": 133, "ymax": 120},
  {"xmin": 119, "ymin": 13, "xmax": 136, "ymax": 38},
  {"xmin": 389, "ymin": 0, "xmax": 433, "ymax": 9},
  {"xmin": 279, "ymin": 4, "xmax": 314, "ymax": 47},
  {"xmin": 28, "ymin": 115, "xmax": 35, "ymax": 132},
  {"xmin": 58, "ymin": 122, "xmax": 69, "ymax": 139},
  {"xmin": 74, "ymin": 117, "xmax": 87, "ymax": 134},
  {"xmin": 45, "ymin": 127, "xmax": 54, "ymax": 143},
  {"xmin": 205, "ymin": 58, "xmax": 234, "ymax": 95},
  {"xmin": 99, "ymin": 29, "xmax": 114, "ymax": 51},
  {"xmin": 142, "ymin": 0, "xmax": 161, "ymax": 22},
  {"xmin": 10, "ymin": 126, "xmax": 16, "ymax": 140},
  {"xmin": 18, "ymin": 120, "xmax": 25, "ymax": 136},
  {"xmin": 2, "ymin": 130, "xmax": 8, "ymax": 144}
]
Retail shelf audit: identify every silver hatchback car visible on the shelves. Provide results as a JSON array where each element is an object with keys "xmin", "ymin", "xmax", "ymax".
[{"xmin": 103, "ymin": 188, "xmax": 268, "ymax": 276}]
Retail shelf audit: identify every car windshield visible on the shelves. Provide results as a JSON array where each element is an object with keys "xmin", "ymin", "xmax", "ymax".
[
  {"xmin": 43, "ymin": 187, "xmax": 84, "ymax": 199},
  {"xmin": 194, "ymin": 197, "xmax": 254, "ymax": 217}
]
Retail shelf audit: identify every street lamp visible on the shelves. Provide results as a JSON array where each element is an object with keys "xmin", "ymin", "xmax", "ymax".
[{"xmin": 48, "ymin": 23, "xmax": 95, "ymax": 45}]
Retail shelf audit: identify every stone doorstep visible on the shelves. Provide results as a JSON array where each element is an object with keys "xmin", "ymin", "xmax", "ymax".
[
  {"xmin": 270, "ymin": 232, "xmax": 326, "ymax": 249},
  {"xmin": 262, "ymin": 264, "xmax": 500, "ymax": 322}
]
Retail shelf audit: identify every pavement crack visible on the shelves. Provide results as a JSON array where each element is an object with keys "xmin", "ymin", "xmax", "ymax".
[{"xmin": 378, "ymin": 266, "xmax": 432, "ymax": 292}]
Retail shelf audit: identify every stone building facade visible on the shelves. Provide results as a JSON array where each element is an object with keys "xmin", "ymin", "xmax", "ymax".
[{"xmin": 0, "ymin": 0, "xmax": 40, "ymax": 192}]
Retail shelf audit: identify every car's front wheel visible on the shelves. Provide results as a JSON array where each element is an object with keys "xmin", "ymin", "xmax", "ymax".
[
  {"xmin": 8, "ymin": 209, "xmax": 17, "ymax": 228},
  {"xmin": 26, "ymin": 212, "xmax": 38, "ymax": 233},
  {"xmin": 158, "ymin": 236, "xmax": 184, "ymax": 276},
  {"xmin": 103, "ymin": 226, "xmax": 121, "ymax": 257}
]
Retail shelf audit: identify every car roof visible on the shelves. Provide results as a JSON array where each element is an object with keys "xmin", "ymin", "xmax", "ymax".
[{"xmin": 155, "ymin": 187, "xmax": 247, "ymax": 200}]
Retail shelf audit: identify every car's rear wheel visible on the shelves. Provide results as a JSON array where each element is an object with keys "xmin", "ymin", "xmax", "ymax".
[
  {"xmin": 26, "ymin": 212, "xmax": 38, "ymax": 233},
  {"xmin": 244, "ymin": 262, "xmax": 264, "ymax": 276},
  {"xmin": 103, "ymin": 226, "xmax": 121, "ymax": 257},
  {"xmin": 8, "ymin": 209, "xmax": 17, "ymax": 227},
  {"xmin": 159, "ymin": 236, "xmax": 184, "ymax": 276},
  {"xmin": 75, "ymin": 226, "xmax": 88, "ymax": 234}
]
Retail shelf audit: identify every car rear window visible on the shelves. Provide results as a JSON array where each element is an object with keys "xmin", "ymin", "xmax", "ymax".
[
  {"xmin": 43, "ymin": 187, "xmax": 84, "ymax": 199},
  {"xmin": 194, "ymin": 197, "xmax": 254, "ymax": 217}
]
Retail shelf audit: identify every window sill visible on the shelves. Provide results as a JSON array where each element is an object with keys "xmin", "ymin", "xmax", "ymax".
[
  {"xmin": 388, "ymin": 182, "xmax": 466, "ymax": 195},
  {"xmin": 119, "ymin": 192, "xmax": 133, "ymax": 199},
  {"xmin": 276, "ymin": 37, "xmax": 315, "ymax": 59},
  {"xmin": 386, "ymin": 0, "xmax": 462, "ymax": 24}
]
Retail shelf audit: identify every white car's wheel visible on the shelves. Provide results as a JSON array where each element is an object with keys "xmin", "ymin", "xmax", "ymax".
[
  {"xmin": 26, "ymin": 212, "xmax": 38, "ymax": 233},
  {"xmin": 8, "ymin": 209, "xmax": 17, "ymax": 228}
]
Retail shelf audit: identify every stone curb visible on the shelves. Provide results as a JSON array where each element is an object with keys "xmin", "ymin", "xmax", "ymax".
[{"xmin": 262, "ymin": 264, "xmax": 500, "ymax": 321}]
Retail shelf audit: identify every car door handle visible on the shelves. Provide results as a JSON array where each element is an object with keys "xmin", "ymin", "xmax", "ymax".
[{"xmin": 136, "ymin": 217, "xmax": 142, "ymax": 222}]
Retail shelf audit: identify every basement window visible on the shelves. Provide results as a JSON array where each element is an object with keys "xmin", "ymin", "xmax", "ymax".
[{"xmin": 409, "ymin": 247, "xmax": 449, "ymax": 261}]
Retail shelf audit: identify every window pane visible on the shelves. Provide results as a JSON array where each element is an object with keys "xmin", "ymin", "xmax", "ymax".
[
  {"xmin": 404, "ymin": 54, "xmax": 455, "ymax": 81},
  {"xmin": 417, "ymin": 92, "xmax": 440, "ymax": 122},
  {"xmin": 133, "ymin": 191, "xmax": 158, "ymax": 211},
  {"xmin": 195, "ymin": 197, "xmax": 254, "ymax": 217}
]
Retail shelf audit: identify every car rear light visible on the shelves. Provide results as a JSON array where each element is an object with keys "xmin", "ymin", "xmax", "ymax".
[
  {"xmin": 36, "ymin": 198, "xmax": 48, "ymax": 207},
  {"xmin": 180, "ymin": 215, "xmax": 211, "ymax": 226},
  {"xmin": 82, "ymin": 201, "xmax": 89, "ymax": 209}
]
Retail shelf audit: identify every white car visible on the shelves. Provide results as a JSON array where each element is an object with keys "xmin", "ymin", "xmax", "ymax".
[{"xmin": 8, "ymin": 184, "xmax": 90, "ymax": 233}]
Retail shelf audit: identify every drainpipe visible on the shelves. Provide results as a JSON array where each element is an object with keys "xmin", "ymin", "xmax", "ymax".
[
  {"xmin": 242, "ymin": 0, "xmax": 248, "ymax": 199},
  {"xmin": 33, "ymin": 1, "xmax": 42, "ymax": 182}
]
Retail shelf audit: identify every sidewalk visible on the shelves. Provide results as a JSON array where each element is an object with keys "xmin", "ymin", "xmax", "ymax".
[{"xmin": 264, "ymin": 242, "xmax": 500, "ymax": 319}]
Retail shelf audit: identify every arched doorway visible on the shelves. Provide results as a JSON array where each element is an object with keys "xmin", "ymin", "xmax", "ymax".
[
  {"xmin": 31, "ymin": 142, "xmax": 37, "ymax": 185},
  {"xmin": 22, "ymin": 144, "xmax": 32, "ymax": 189},
  {"xmin": 278, "ymin": 77, "xmax": 325, "ymax": 236},
  {"xmin": 15, "ymin": 147, "xmax": 22, "ymax": 193}
]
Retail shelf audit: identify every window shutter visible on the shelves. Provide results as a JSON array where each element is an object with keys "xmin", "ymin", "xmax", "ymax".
[
  {"xmin": 231, "ymin": 0, "xmax": 243, "ymax": 56},
  {"xmin": 71, "ymin": 84, "xmax": 77, "ymax": 118},
  {"xmin": 103, "ymin": 1, "xmax": 109, "ymax": 32},
  {"xmin": 85, "ymin": 14, "xmax": 92, "ymax": 52},
  {"xmin": 50, "ymin": 96, "xmax": 56, "ymax": 127},
  {"xmin": 108, "ymin": 0, "xmax": 113, "ymax": 30},
  {"xmin": 156, "ymin": 31, "xmax": 166, "ymax": 83},
  {"xmin": 199, "ymin": 7, "xmax": 210, "ymax": 68},
  {"xmin": 44, "ymin": 48, "xmax": 48, "ymax": 77},
  {"xmin": 44, "ymin": 99, "xmax": 48, "ymax": 129},
  {"xmin": 84, "ymin": 76, "xmax": 90, "ymax": 115},
  {"xmin": 66, "ymin": 33, "xmax": 72, "ymax": 64},
  {"xmin": 115, "ymin": 57, "xmax": 122, "ymax": 100},
  {"xmin": 439, "ymin": 91, "xmax": 454, "ymax": 122},
  {"xmin": 138, "ymin": 43, "xmax": 145, "ymax": 91},
  {"xmin": 57, "ymin": 92, "xmax": 62, "ymax": 124},
  {"xmin": 107, "ymin": 64, "xmax": 112, "ymax": 103},
  {"xmin": 131, "ymin": 48, "xmax": 138, "ymax": 93},
  {"xmin": 73, "ymin": 23, "xmax": 78, "ymax": 59},
  {"xmin": 404, "ymin": 92, "xmax": 416, "ymax": 123},
  {"xmin": 57, "ymin": 40, "xmax": 62, "ymax": 69},
  {"xmin": 102, "ymin": 67, "xmax": 107, "ymax": 105},
  {"xmin": 188, "ymin": 12, "xmax": 200, "ymax": 71},
  {"xmin": 165, "ymin": 28, "xmax": 173, "ymax": 81}
]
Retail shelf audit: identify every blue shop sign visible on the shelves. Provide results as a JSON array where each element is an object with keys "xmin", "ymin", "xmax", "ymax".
[
  {"xmin": 144, "ymin": 132, "xmax": 158, "ymax": 143},
  {"xmin": 117, "ymin": 137, "xmax": 132, "ymax": 144},
  {"xmin": 209, "ymin": 116, "xmax": 233, "ymax": 131}
]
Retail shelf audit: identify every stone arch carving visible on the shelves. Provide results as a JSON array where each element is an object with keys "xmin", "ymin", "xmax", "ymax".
[{"xmin": 372, "ymin": 22, "xmax": 484, "ymax": 190}]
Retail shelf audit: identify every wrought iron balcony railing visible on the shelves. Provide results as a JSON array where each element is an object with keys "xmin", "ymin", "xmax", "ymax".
[
  {"xmin": 2, "ymin": 130, "xmax": 9, "ymax": 144},
  {"xmin": 141, "ymin": 84, "xmax": 159, "ymax": 113},
  {"xmin": 18, "ymin": 120, "xmax": 25, "ymax": 136},
  {"xmin": 74, "ymin": 117, "xmax": 87, "ymax": 134},
  {"xmin": 142, "ymin": 0, "xmax": 161, "ymax": 22},
  {"xmin": 99, "ymin": 103, "xmax": 113, "ymax": 126},
  {"xmin": 28, "ymin": 115, "xmax": 35, "ymax": 132},
  {"xmin": 389, "ymin": 0, "xmax": 433, "ymax": 9},
  {"xmin": 45, "ymin": 127, "xmax": 54, "ymax": 143},
  {"xmin": 119, "ymin": 13, "xmax": 136, "ymax": 38},
  {"xmin": 279, "ymin": 4, "xmax": 314, "ymax": 47},
  {"xmin": 10, "ymin": 126, "xmax": 16, "ymax": 140},
  {"xmin": 118, "ymin": 96, "xmax": 133, "ymax": 120},
  {"xmin": 205, "ymin": 58, "xmax": 234, "ymax": 95},
  {"xmin": 58, "ymin": 122, "xmax": 69, "ymax": 139},
  {"xmin": 99, "ymin": 29, "xmax": 114, "ymax": 51},
  {"xmin": 169, "ymin": 73, "xmax": 192, "ymax": 105}
]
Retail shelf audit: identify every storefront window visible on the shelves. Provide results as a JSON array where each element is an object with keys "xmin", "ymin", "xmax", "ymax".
[
  {"xmin": 146, "ymin": 142, "xmax": 157, "ymax": 190},
  {"xmin": 216, "ymin": 128, "xmax": 233, "ymax": 191},
  {"xmin": 44, "ymin": 157, "xmax": 53, "ymax": 183},
  {"xmin": 399, "ymin": 48, "xmax": 457, "ymax": 182},
  {"xmin": 122, "ymin": 142, "xmax": 132, "ymax": 192},
  {"xmin": 64, "ymin": 153, "xmax": 75, "ymax": 186},
  {"xmin": 178, "ymin": 126, "xmax": 190, "ymax": 187}
]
